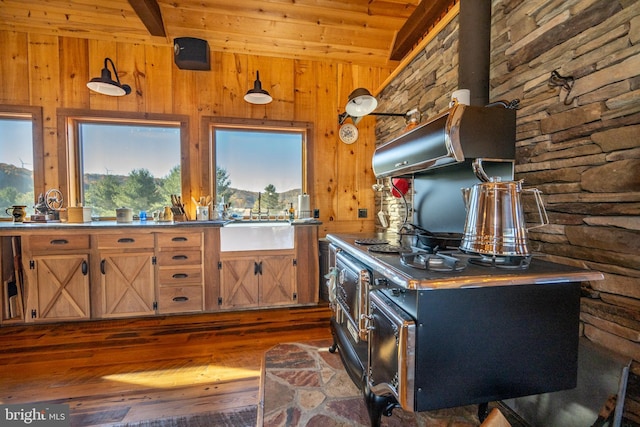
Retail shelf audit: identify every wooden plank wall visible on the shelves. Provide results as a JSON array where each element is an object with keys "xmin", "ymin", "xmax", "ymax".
[{"xmin": 0, "ymin": 30, "xmax": 393, "ymax": 236}]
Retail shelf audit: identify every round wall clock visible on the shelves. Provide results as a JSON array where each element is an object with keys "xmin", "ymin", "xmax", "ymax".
[{"xmin": 339, "ymin": 123, "xmax": 358, "ymax": 144}]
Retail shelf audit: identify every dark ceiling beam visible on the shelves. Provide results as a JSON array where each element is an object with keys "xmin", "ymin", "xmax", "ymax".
[
  {"xmin": 390, "ymin": 0, "xmax": 454, "ymax": 61},
  {"xmin": 128, "ymin": 0, "xmax": 166, "ymax": 37}
]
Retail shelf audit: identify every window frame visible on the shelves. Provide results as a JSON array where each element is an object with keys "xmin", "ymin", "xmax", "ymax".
[
  {"xmin": 202, "ymin": 116, "xmax": 313, "ymax": 215},
  {"xmin": 0, "ymin": 105, "xmax": 45, "ymax": 209},
  {"xmin": 57, "ymin": 109, "xmax": 190, "ymax": 213}
]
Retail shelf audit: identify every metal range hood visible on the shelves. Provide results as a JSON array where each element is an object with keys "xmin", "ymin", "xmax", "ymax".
[{"xmin": 372, "ymin": 104, "xmax": 516, "ymax": 178}]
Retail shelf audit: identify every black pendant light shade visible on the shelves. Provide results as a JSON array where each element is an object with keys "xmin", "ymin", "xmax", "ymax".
[
  {"xmin": 244, "ymin": 71, "xmax": 272, "ymax": 104},
  {"xmin": 87, "ymin": 57, "xmax": 132, "ymax": 96}
]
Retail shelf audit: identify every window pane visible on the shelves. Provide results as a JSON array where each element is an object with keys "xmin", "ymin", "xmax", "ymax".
[
  {"xmin": 79, "ymin": 123, "xmax": 181, "ymax": 217},
  {"xmin": 0, "ymin": 118, "xmax": 34, "ymax": 217},
  {"xmin": 215, "ymin": 129, "xmax": 302, "ymax": 219}
]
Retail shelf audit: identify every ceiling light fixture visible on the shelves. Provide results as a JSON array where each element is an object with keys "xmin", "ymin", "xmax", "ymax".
[
  {"xmin": 338, "ymin": 87, "xmax": 420, "ymax": 125},
  {"xmin": 86, "ymin": 57, "xmax": 132, "ymax": 96},
  {"xmin": 244, "ymin": 71, "xmax": 273, "ymax": 104}
]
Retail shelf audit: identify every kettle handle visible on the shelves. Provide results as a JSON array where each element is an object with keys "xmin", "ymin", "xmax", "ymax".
[
  {"xmin": 472, "ymin": 158, "xmax": 491, "ymax": 182},
  {"xmin": 524, "ymin": 188, "xmax": 549, "ymax": 230}
]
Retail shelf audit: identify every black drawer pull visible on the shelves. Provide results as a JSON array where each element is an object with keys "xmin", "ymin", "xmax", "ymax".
[
  {"xmin": 172, "ymin": 255, "xmax": 189, "ymax": 260},
  {"xmin": 172, "ymin": 273, "xmax": 189, "ymax": 279},
  {"xmin": 100, "ymin": 259, "xmax": 106, "ymax": 275},
  {"xmin": 172, "ymin": 296, "xmax": 189, "ymax": 302},
  {"xmin": 117, "ymin": 238, "xmax": 135, "ymax": 243},
  {"xmin": 82, "ymin": 260, "xmax": 88, "ymax": 275},
  {"xmin": 171, "ymin": 237, "xmax": 188, "ymax": 242},
  {"xmin": 50, "ymin": 239, "xmax": 69, "ymax": 245}
]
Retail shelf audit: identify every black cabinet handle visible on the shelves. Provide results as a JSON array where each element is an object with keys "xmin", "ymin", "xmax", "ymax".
[
  {"xmin": 172, "ymin": 296, "xmax": 189, "ymax": 302},
  {"xmin": 254, "ymin": 261, "xmax": 259, "ymax": 275},
  {"xmin": 100, "ymin": 259, "xmax": 106, "ymax": 274},
  {"xmin": 172, "ymin": 255, "xmax": 188, "ymax": 260},
  {"xmin": 82, "ymin": 260, "xmax": 88, "ymax": 275},
  {"xmin": 117, "ymin": 238, "xmax": 135, "ymax": 243},
  {"xmin": 171, "ymin": 237, "xmax": 188, "ymax": 242},
  {"xmin": 50, "ymin": 239, "xmax": 68, "ymax": 245},
  {"xmin": 172, "ymin": 273, "xmax": 189, "ymax": 279}
]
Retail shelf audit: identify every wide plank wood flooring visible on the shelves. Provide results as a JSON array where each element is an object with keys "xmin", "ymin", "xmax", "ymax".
[{"xmin": 0, "ymin": 305, "xmax": 333, "ymax": 426}]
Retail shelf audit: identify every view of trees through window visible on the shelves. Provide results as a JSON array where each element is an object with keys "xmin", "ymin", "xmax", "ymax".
[
  {"xmin": 0, "ymin": 118, "xmax": 34, "ymax": 217},
  {"xmin": 79, "ymin": 122, "xmax": 181, "ymax": 217},
  {"xmin": 215, "ymin": 129, "xmax": 303, "ymax": 219}
]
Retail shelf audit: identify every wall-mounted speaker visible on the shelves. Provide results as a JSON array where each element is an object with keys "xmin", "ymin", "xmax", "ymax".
[{"xmin": 174, "ymin": 37, "xmax": 210, "ymax": 71}]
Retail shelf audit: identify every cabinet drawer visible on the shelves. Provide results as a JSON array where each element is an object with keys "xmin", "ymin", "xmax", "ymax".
[
  {"xmin": 97, "ymin": 233, "xmax": 154, "ymax": 249},
  {"xmin": 157, "ymin": 285, "xmax": 203, "ymax": 313},
  {"xmin": 156, "ymin": 232, "xmax": 202, "ymax": 249},
  {"xmin": 28, "ymin": 234, "xmax": 90, "ymax": 251},
  {"xmin": 158, "ymin": 266, "xmax": 203, "ymax": 284},
  {"xmin": 156, "ymin": 250, "xmax": 202, "ymax": 266}
]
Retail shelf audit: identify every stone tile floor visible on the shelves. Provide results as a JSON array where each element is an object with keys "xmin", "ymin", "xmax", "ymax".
[{"xmin": 259, "ymin": 339, "xmax": 519, "ymax": 427}]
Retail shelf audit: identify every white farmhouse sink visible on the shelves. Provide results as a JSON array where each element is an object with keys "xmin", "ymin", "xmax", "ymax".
[{"xmin": 220, "ymin": 222, "xmax": 294, "ymax": 251}]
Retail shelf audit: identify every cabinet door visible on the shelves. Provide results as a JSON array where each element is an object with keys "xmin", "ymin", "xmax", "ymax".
[
  {"xmin": 100, "ymin": 251, "xmax": 155, "ymax": 318},
  {"xmin": 30, "ymin": 254, "xmax": 90, "ymax": 321},
  {"xmin": 260, "ymin": 255, "xmax": 297, "ymax": 306},
  {"xmin": 219, "ymin": 257, "xmax": 259, "ymax": 309}
]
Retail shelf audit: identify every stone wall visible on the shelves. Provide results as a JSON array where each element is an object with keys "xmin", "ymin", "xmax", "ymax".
[{"xmin": 376, "ymin": 0, "xmax": 640, "ymax": 423}]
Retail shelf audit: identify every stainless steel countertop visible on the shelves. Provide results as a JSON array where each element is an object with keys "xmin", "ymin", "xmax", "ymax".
[{"xmin": 327, "ymin": 233, "xmax": 604, "ymax": 290}]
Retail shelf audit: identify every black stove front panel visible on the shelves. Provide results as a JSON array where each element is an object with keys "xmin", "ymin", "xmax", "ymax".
[
  {"xmin": 378, "ymin": 281, "xmax": 582, "ymax": 412},
  {"xmin": 368, "ymin": 292, "xmax": 416, "ymax": 411}
]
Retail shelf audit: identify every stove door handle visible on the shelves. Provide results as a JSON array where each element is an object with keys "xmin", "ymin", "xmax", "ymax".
[{"xmin": 361, "ymin": 314, "xmax": 374, "ymax": 335}]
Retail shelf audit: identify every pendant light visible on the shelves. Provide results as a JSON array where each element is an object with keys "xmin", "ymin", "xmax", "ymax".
[
  {"xmin": 244, "ymin": 71, "xmax": 272, "ymax": 104},
  {"xmin": 87, "ymin": 57, "xmax": 132, "ymax": 96}
]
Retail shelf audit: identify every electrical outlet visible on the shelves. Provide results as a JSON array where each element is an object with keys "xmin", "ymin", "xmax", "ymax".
[
  {"xmin": 358, "ymin": 208, "xmax": 367, "ymax": 218},
  {"xmin": 313, "ymin": 209, "xmax": 320, "ymax": 218}
]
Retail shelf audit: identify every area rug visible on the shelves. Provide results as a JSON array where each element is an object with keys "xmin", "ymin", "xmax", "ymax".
[
  {"xmin": 113, "ymin": 406, "xmax": 257, "ymax": 427},
  {"xmin": 259, "ymin": 339, "xmax": 484, "ymax": 427}
]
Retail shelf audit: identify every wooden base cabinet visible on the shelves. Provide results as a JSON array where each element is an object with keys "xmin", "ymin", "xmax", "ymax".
[
  {"xmin": 155, "ymin": 231, "xmax": 204, "ymax": 314},
  {"xmin": 1, "ymin": 223, "xmax": 320, "ymax": 324},
  {"xmin": 23, "ymin": 234, "xmax": 91, "ymax": 322},
  {"xmin": 28, "ymin": 254, "xmax": 90, "ymax": 321},
  {"xmin": 219, "ymin": 253, "xmax": 296, "ymax": 310},
  {"xmin": 97, "ymin": 233, "xmax": 155, "ymax": 318}
]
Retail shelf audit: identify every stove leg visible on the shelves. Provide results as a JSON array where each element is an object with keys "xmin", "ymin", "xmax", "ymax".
[
  {"xmin": 364, "ymin": 383, "xmax": 397, "ymax": 427},
  {"xmin": 329, "ymin": 317, "xmax": 338, "ymax": 353},
  {"xmin": 478, "ymin": 402, "xmax": 489, "ymax": 422}
]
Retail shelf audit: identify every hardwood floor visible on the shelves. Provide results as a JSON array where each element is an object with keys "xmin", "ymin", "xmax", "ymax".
[{"xmin": 0, "ymin": 305, "xmax": 333, "ymax": 426}]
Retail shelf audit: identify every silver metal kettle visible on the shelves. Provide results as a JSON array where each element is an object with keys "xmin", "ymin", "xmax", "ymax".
[{"xmin": 460, "ymin": 173, "xmax": 548, "ymax": 257}]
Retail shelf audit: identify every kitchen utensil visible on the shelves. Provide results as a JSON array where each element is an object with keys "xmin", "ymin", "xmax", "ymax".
[
  {"xmin": 116, "ymin": 207, "xmax": 133, "ymax": 223},
  {"xmin": 5, "ymin": 205, "xmax": 27, "ymax": 222},
  {"xmin": 377, "ymin": 209, "xmax": 388, "ymax": 228},
  {"xmin": 196, "ymin": 206, "xmax": 209, "ymax": 220},
  {"xmin": 460, "ymin": 176, "xmax": 548, "ymax": 256}
]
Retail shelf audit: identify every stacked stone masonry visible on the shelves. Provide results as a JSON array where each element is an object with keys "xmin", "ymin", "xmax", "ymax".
[{"xmin": 375, "ymin": 0, "xmax": 640, "ymax": 423}]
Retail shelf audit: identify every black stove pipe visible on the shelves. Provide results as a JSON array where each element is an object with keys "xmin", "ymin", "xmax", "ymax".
[{"xmin": 458, "ymin": 1, "xmax": 491, "ymax": 106}]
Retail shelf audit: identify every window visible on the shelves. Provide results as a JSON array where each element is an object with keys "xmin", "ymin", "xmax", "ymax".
[
  {"xmin": 62, "ymin": 111, "xmax": 188, "ymax": 219},
  {"xmin": 0, "ymin": 106, "xmax": 43, "ymax": 218},
  {"xmin": 207, "ymin": 118, "xmax": 312, "ymax": 220}
]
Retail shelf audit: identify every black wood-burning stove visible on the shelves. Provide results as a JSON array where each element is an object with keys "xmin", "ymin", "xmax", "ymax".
[
  {"xmin": 327, "ymin": 237, "xmax": 603, "ymax": 426},
  {"xmin": 326, "ymin": 103, "xmax": 603, "ymax": 426}
]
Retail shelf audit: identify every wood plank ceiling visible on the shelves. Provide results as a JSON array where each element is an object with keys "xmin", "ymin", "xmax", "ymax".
[{"xmin": 0, "ymin": 0, "xmax": 454, "ymax": 67}]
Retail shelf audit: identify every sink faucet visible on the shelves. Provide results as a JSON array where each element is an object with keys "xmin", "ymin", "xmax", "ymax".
[{"xmin": 250, "ymin": 192, "xmax": 269, "ymax": 221}]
